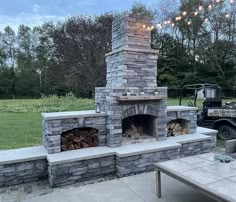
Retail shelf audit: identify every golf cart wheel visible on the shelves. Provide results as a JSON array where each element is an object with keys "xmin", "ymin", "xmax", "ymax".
[{"xmin": 217, "ymin": 125, "xmax": 235, "ymax": 140}]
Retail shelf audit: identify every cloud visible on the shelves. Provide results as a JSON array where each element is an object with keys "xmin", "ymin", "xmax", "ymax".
[
  {"xmin": 33, "ymin": 4, "xmax": 40, "ymax": 13},
  {"xmin": 0, "ymin": 13, "xmax": 65, "ymax": 31}
]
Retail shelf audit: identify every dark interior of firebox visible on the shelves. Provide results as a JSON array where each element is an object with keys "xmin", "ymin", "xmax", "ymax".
[{"xmin": 122, "ymin": 115, "xmax": 156, "ymax": 140}]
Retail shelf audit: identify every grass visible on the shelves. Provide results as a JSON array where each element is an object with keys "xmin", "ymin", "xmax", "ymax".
[
  {"xmin": 1, "ymin": 97, "xmax": 234, "ymax": 149},
  {"xmin": 0, "ymin": 96, "xmax": 94, "ymax": 149}
]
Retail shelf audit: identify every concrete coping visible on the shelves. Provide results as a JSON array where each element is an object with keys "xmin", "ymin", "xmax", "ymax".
[
  {"xmin": 196, "ymin": 127, "xmax": 218, "ymax": 135},
  {"xmin": 0, "ymin": 133, "xmax": 212, "ymax": 166},
  {"xmin": 47, "ymin": 147, "xmax": 115, "ymax": 166},
  {"xmin": 0, "ymin": 146, "xmax": 47, "ymax": 165},
  {"xmin": 167, "ymin": 106, "xmax": 198, "ymax": 112},
  {"xmin": 47, "ymin": 134, "xmax": 211, "ymax": 165},
  {"xmin": 42, "ymin": 110, "xmax": 107, "ymax": 120},
  {"xmin": 167, "ymin": 133, "xmax": 212, "ymax": 144},
  {"xmin": 114, "ymin": 141, "xmax": 180, "ymax": 157}
]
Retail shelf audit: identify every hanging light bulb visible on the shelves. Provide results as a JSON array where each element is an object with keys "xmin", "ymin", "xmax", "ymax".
[
  {"xmin": 225, "ymin": 13, "xmax": 230, "ymax": 18},
  {"xmin": 204, "ymin": 18, "xmax": 209, "ymax": 22},
  {"xmin": 187, "ymin": 21, "xmax": 192, "ymax": 25},
  {"xmin": 175, "ymin": 16, "xmax": 182, "ymax": 21},
  {"xmin": 164, "ymin": 21, "xmax": 168, "ymax": 25},
  {"xmin": 198, "ymin": 5, "xmax": 203, "ymax": 11},
  {"xmin": 215, "ymin": 0, "xmax": 221, "ymax": 3},
  {"xmin": 151, "ymin": 26, "xmax": 154, "ymax": 30},
  {"xmin": 171, "ymin": 23, "xmax": 175, "ymax": 27},
  {"xmin": 208, "ymin": 4, "xmax": 212, "ymax": 9},
  {"xmin": 167, "ymin": 20, "xmax": 171, "ymax": 24},
  {"xmin": 143, "ymin": 25, "xmax": 146, "ymax": 29},
  {"xmin": 229, "ymin": 0, "xmax": 234, "ymax": 4},
  {"xmin": 182, "ymin": 11, "xmax": 187, "ymax": 16},
  {"xmin": 194, "ymin": 11, "xmax": 199, "ymax": 16}
]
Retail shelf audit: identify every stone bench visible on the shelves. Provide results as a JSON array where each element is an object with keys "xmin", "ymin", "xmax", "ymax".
[
  {"xmin": 47, "ymin": 147, "xmax": 116, "ymax": 187},
  {"xmin": 0, "ymin": 146, "xmax": 47, "ymax": 186}
]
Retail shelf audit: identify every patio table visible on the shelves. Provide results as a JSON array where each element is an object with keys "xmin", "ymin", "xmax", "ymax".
[{"xmin": 155, "ymin": 153, "xmax": 236, "ymax": 202}]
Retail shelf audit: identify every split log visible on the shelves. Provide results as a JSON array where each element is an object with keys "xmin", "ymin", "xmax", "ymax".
[{"xmin": 60, "ymin": 127, "xmax": 98, "ymax": 151}]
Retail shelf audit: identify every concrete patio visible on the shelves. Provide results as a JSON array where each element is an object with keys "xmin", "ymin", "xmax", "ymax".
[{"xmin": 0, "ymin": 171, "xmax": 216, "ymax": 202}]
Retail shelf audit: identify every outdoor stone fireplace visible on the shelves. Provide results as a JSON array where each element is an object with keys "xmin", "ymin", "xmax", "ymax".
[
  {"xmin": 0, "ymin": 14, "xmax": 216, "ymax": 190},
  {"xmin": 95, "ymin": 14, "xmax": 168, "ymax": 147}
]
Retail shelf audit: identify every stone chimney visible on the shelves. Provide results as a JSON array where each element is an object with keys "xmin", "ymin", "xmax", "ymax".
[{"xmin": 95, "ymin": 14, "xmax": 168, "ymax": 147}]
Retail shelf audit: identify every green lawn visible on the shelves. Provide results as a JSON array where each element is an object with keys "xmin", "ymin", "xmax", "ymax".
[
  {"xmin": 1, "ymin": 97, "xmax": 234, "ymax": 149},
  {"xmin": 0, "ymin": 97, "xmax": 94, "ymax": 149}
]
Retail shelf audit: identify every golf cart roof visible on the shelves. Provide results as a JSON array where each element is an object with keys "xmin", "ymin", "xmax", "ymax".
[{"xmin": 182, "ymin": 84, "xmax": 221, "ymax": 90}]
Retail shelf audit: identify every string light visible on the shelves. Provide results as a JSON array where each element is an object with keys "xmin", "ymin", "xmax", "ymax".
[
  {"xmin": 182, "ymin": 11, "xmax": 187, "ymax": 16},
  {"xmin": 141, "ymin": 0, "xmax": 234, "ymax": 32},
  {"xmin": 198, "ymin": 5, "xmax": 203, "ymax": 11},
  {"xmin": 175, "ymin": 16, "xmax": 182, "ymax": 21}
]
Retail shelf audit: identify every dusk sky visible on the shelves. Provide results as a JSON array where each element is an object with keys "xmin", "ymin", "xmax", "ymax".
[{"xmin": 0, "ymin": 0, "xmax": 158, "ymax": 30}]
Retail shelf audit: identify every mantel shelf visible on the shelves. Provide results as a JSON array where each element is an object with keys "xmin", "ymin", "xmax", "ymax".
[{"xmin": 116, "ymin": 96, "xmax": 165, "ymax": 102}]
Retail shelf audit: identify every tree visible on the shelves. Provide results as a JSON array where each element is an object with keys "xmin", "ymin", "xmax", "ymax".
[{"xmin": 53, "ymin": 13, "xmax": 114, "ymax": 97}]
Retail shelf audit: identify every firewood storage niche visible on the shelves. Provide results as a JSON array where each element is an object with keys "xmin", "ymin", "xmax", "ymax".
[{"xmin": 61, "ymin": 127, "xmax": 98, "ymax": 151}]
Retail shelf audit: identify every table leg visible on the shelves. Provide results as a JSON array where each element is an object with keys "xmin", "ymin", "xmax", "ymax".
[{"xmin": 156, "ymin": 170, "xmax": 161, "ymax": 198}]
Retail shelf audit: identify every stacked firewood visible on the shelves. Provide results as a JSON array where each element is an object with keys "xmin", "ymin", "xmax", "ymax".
[
  {"xmin": 61, "ymin": 128, "xmax": 98, "ymax": 151},
  {"xmin": 167, "ymin": 121, "xmax": 187, "ymax": 137}
]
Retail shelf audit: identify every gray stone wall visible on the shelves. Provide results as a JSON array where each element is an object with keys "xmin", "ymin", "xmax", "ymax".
[
  {"xmin": 0, "ymin": 159, "xmax": 47, "ymax": 187},
  {"xmin": 112, "ymin": 14, "xmax": 152, "ymax": 50},
  {"xmin": 48, "ymin": 155, "xmax": 115, "ymax": 187},
  {"xmin": 167, "ymin": 110, "xmax": 197, "ymax": 134},
  {"xmin": 179, "ymin": 139, "xmax": 215, "ymax": 158},
  {"xmin": 106, "ymin": 50, "xmax": 158, "ymax": 88},
  {"xmin": 116, "ymin": 148, "xmax": 179, "ymax": 177},
  {"xmin": 95, "ymin": 87, "xmax": 168, "ymax": 147},
  {"xmin": 43, "ymin": 115, "xmax": 107, "ymax": 154}
]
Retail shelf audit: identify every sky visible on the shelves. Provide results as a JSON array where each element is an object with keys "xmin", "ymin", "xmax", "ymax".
[{"xmin": 0, "ymin": 0, "xmax": 158, "ymax": 31}]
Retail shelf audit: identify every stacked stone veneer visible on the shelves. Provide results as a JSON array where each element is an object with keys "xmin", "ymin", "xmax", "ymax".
[
  {"xmin": 0, "ymin": 147, "xmax": 48, "ymax": 187},
  {"xmin": 43, "ymin": 112, "xmax": 107, "ymax": 154},
  {"xmin": 49, "ymin": 155, "xmax": 115, "ymax": 187},
  {"xmin": 0, "ymin": 159, "xmax": 47, "ymax": 187},
  {"xmin": 47, "ymin": 134, "xmax": 215, "ymax": 187},
  {"xmin": 116, "ymin": 148, "xmax": 179, "ymax": 177},
  {"xmin": 95, "ymin": 14, "xmax": 168, "ymax": 147}
]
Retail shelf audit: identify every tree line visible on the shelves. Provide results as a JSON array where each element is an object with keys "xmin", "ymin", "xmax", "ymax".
[
  {"xmin": 0, "ymin": 0, "xmax": 235, "ymax": 99},
  {"xmin": 0, "ymin": 14, "xmax": 114, "ymax": 98}
]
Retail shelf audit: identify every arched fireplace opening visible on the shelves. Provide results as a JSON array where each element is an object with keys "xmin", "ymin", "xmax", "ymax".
[
  {"xmin": 61, "ymin": 127, "xmax": 98, "ymax": 152},
  {"xmin": 122, "ymin": 114, "xmax": 157, "ymax": 144}
]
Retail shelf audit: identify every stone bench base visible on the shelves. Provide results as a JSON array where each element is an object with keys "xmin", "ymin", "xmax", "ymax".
[{"xmin": 0, "ymin": 131, "xmax": 216, "ymax": 188}]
